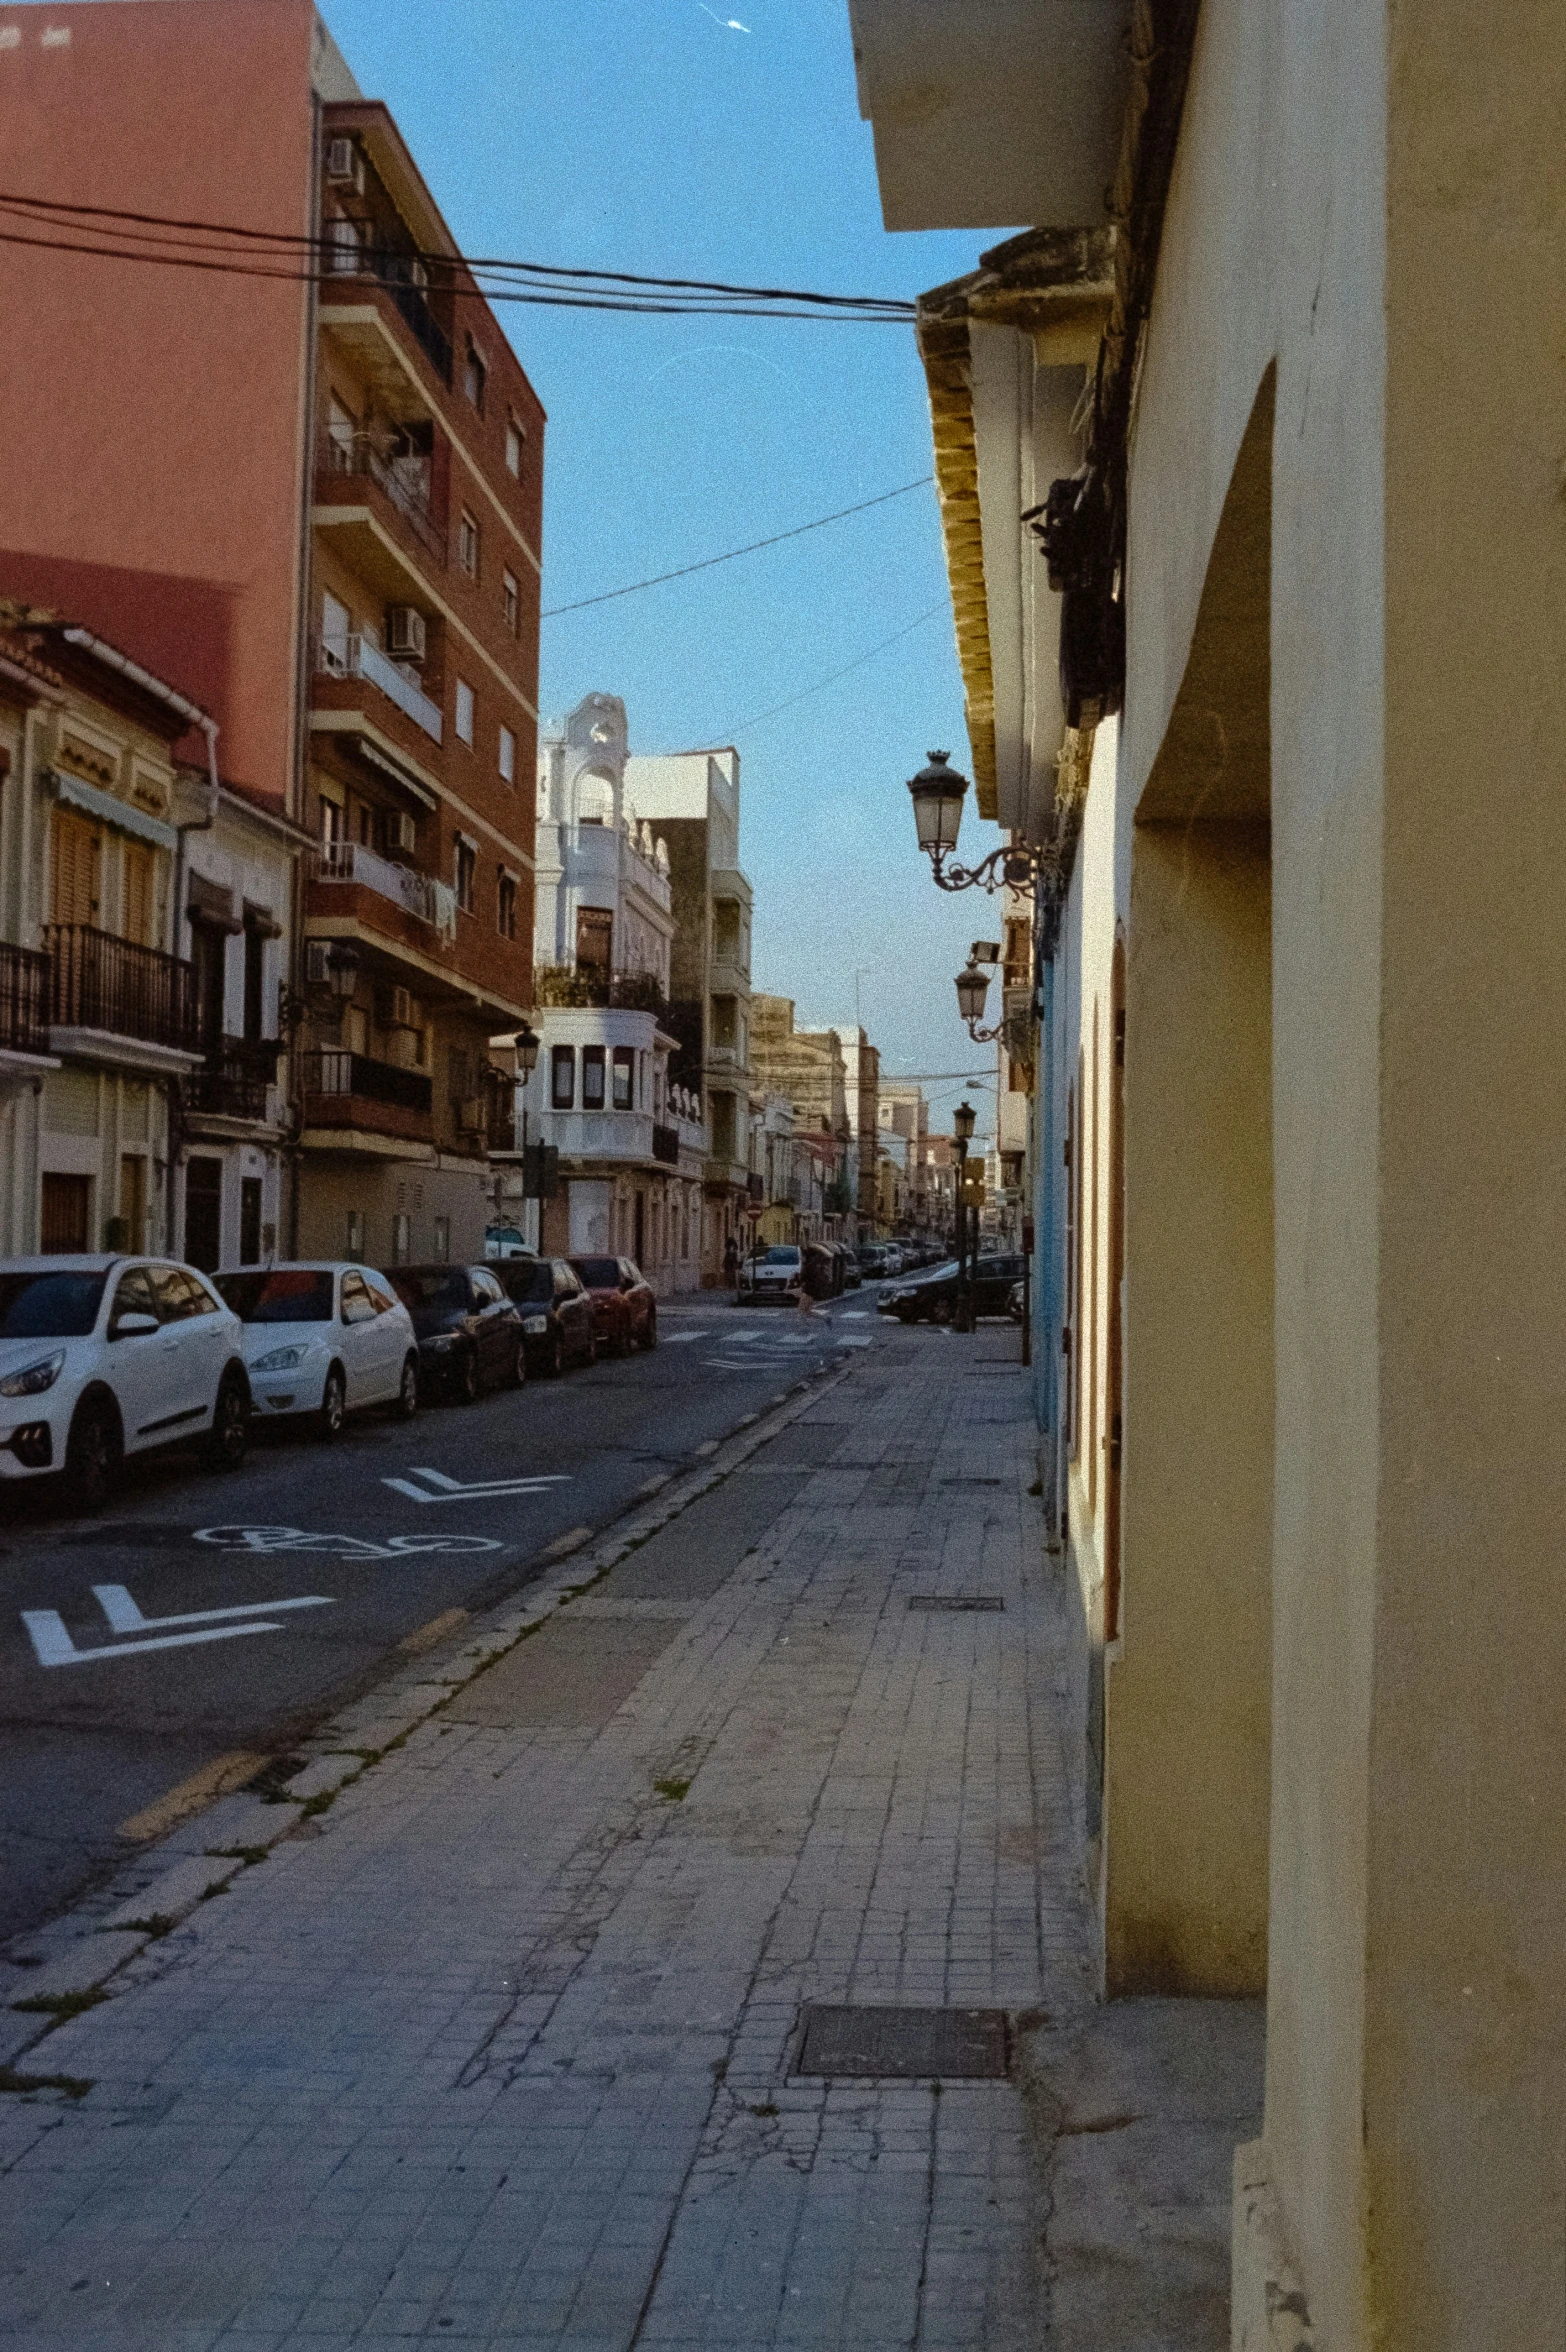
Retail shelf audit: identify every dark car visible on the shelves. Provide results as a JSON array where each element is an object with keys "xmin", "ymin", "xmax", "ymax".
[
  {"xmin": 499, "ymin": 1256, "xmax": 597, "ymax": 1375},
  {"xmin": 570, "ymin": 1256, "xmax": 658, "ymax": 1355},
  {"xmin": 802, "ymin": 1241, "xmax": 843, "ymax": 1300},
  {"xmin": 836, "ymin": 1246, "xmax": 863, "ymax": 1291},
  {"xmin": 386, "ymin": 1264, "xmax": 526, "ymax": 1401},
  {"xmin": 877, "ymin": 1253, "xmax": 1028, "ymax": 1324}
]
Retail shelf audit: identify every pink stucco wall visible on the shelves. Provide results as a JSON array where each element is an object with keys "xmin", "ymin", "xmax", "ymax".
[{"xmin": 0, "ymin": 0, "xmax": 320, "ymax": 804}]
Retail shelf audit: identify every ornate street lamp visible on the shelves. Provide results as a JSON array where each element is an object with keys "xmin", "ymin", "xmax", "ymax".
[
  {"xmin": 325, "ymin": 942, "xmax": 360, "ymax": 1001},
  {"xmin": 907, "ymin": 750, "xmax": 1047, "ymax": 898},
  {"xmin": 512, "ymin": 1022, "xmax": 542, "ymax": 1076}
]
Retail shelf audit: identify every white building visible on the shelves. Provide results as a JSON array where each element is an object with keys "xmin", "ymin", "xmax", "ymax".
[{"xmin": 495, "ymin": 694, "xmax": 703, "ymax": 1292}]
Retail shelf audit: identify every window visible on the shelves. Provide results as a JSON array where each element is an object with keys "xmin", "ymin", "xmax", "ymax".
[
  {"xmin": 455, "ymin": 678, "xmax": 475, "ymax": 745},
  {"xmin": 502, "ymin": 569, "xmax": 519, "ymax": 634},
  {"xmin": 612, "ymin": 1046, "xmax": 634, "ymax": 1111},
  {"xmin": 576, "ymin": 907, "xmax": 613, "ymax": 974},
  {"xmin": 326, "ymin": 395, "xmax": 356, "ymax": 463},
  {"xmin": 432, "ymin": 1214, "xmax": 451, "ymax": 1264},
  {"xmin": 122, "ymin": 841, "xmax": 155, "ymax": 946},
  {"xmin": 582, "ymin": 1046, "xmax": 606, "ymax": 1110},
  {"xmin": 459, "ymin": 510, "xmax": 480, "ymax": 577},
  {"xmin": 498, "ymin": 723, "xmax": 516, "ymax": 784},
  {"xmin": 463, "ymin": 336, "xmax": 487, "ymax": 413},
  {"xmin": 51, "ymin": 807, "xmax": 101, "ymax": 926},
  {"xmin": 505, "ymin": 415, "xmax": 524, "ymax": 477},
  {"xmin": 340, "ymin": 1270, "xmax": 377, "ymax": 1324},
  {"xmin": 321, "ymin": 590, "xmax": 351, "ymax": 673},
  {"xmin": 497, "ymin": 871, "xmax": 517, "ymax": 939},
  {"xmin": 392, "ymin": 1211, "xmax": 412, "ymax": 1264},
  {"xmin": 551, "ymin": 1044, "xmax": 575, "ymax": 1109},
  {"xmin": 328, "ymin": 215, "xmax": 361, "ymax": 276},
  {"xmin": 454, "ymin": 837, "xmax": 476, "ymax": 912}
]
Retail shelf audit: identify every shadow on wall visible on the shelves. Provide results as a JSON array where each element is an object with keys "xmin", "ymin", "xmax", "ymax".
[{"xmin": 0, "ymin": 550, "xmax": 238, "ymax": 771}]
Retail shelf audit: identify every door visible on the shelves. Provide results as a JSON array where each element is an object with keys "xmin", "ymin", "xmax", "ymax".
[
  {"xmin": 238, "ymin": 1178, "xmax": 262, "ymax": 1266},
  {"xmin": 575, "ymin": 907, "xmax": 612, "ymax": 978},
  {"xmin": 360, "ymin": 1271, "xmax": 408, "ymax": 1401},
  {"xmin": 146, "ymin": 1263, "xmax": 223, "ymax": 1437},
  {"xmin": 554, "ymin": 1262, "xmax": 591, "ymax": 1361},
  {"xmin": 633, "ymin": 1192, "xmax": 645, "ymax": 1268},
  {"xmin": 189, "ymin": 923, "xmax": 227, "ymax": 1052},
  {"xmin": 40, "ymin": 1172, "xmax": 90, "ymax": 1253},
  {"xmin": 470, "ymin": 1267, "xmax": 512, "ymax": 1382},
  {"xmin": 120, "ymin": 1154, "xmax": 148, "ymax": 1253},
  {"xmin": 105, "ymin": 1265, "xmax": 172, "ymax": 1451},
  {"xmin": 183, "ymin": 1156, "xmax": 223, "ymax": 1272},
  {"xmin": 338, "ymin": 1268, "xmax": 392, "ymax": 1403}
]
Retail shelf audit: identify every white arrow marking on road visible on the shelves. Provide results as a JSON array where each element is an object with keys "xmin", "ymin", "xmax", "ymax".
[
  {"xmin": 23, "ymin": 1611, "xmax": 283, "ymax": 1668},
  {"xmin": 381, "ymin": 1468, "xmax": 572, "ymax": 1505},
  {"xmin": 93, "ymin": 1584, "xmax": 333, "ymax": 1635}
]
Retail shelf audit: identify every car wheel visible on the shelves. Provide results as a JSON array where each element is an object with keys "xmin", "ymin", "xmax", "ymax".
[
  {"xmin": 455, "ymin": 1348, "xmax": 479, "ymax": 1405},
  {"xmin": 205, "ymin": 1372, "xmax": 250, "ymax": 1471},
  {"xmin": 508, "ymin": 1338, "xmax": 528, "ymax": 1388},
  {"xmin": 638, "ymin": 1311, "xmax": 657, "ymax": 1351},
  {"xmin": 316, "ymin": 1365, "xmax": 347, "ymax": 1442},
  {"xmin": 65, "ymin": 1393, "xmax": 123, "ymax": 1514},
  {"xmin": 393, "ymin": 1355, "xmax": 419, "ymax": 1419}
]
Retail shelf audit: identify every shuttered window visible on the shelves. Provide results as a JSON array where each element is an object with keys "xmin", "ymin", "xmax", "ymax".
[
  {"xmin": 122, "ymin": 842, "xmax": 156, "ymax": 945},
  {"xmin": 50, "ymin": 808, "xmax": 101, "ymax": 927}
]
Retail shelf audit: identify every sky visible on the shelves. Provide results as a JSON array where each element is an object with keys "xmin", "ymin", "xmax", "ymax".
[{"xmin": 315, "ymin": 0, "xmax": 1017, "ymax": 1134}]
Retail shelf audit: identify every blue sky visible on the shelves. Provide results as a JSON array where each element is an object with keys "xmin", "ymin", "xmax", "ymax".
[{"xmin": 316, "ymin": 0, "xmax": 1013, "ymax": 1131}]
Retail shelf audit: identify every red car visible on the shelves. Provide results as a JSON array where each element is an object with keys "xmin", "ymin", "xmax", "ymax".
[{"xmin": 568, "ymin": 1256, "xmax": 658, "ymax": 1355}]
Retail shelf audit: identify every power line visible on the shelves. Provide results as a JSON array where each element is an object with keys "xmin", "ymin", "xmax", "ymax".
[
  {"xmin": 722, "ymin": 603, "xmax": 949, "ymax": 739},
  {"xmin": 543, "ymin": 478, "xmax": 933, "ymax": 618},
  {"xmin": 0, "ymin": 190, "xmax": 915, "ymax": 323}
]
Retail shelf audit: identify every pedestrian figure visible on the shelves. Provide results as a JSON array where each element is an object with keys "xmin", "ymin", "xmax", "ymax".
[{"xmin": 724, "ymin": 1234, "xmax": 740, "ymax": 1294}]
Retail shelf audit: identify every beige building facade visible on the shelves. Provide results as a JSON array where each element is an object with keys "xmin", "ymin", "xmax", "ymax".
[{"xmin": 853, "ymin": 2, "xmax": 1564, "ymax": 2346}]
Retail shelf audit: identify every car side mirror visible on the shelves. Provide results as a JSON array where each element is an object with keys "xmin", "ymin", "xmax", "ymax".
[{"xmin": 111, "ymin": 1311, "xmax": 159, "ymax": 1340}]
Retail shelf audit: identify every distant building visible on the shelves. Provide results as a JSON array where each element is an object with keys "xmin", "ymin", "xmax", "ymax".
[
  {"xmin": 750, "ymin": 995, "xmax": 855, "ymax": 1236},
  {"xmin": 623, "ymin": 751, "xmax": 755, "ymax": 1282}
]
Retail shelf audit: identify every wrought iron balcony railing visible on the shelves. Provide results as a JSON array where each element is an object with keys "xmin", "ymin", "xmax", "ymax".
[
  {"xmin": 43, "ymin": 924, "xmax": 200, "ymax": 1054},
  {"xmin": 185, "ymin": 1036, "xmax": 284, "ymax": 1123},
  {"xmin": 318, "ymin": 431, "xmax": 447, "ymax": 563},
  {"xmin": 0, "ymin": 942, "xmax": 51, "ymax": 1055},
  {"xmin": 302, "ymin": 1049, "xmax": 433, "ymax": 1115}
]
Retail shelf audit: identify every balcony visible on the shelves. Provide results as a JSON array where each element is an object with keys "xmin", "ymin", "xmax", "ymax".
[
  {"xmin": 0, "ymin": 943, "xmax": 52, "ymax": 1055},
  {"xmin": 315, "ymin": 632, "xmax": 444, "ymax": 744},
  {"xmin": 185, "ymin": 1037, "xmax": 285, "ymax": 1125},
  {"xmin": 302, "ymin": 1048, "xmax": 433, "ymax": 1148},
  {"xmin": 541, "ymin": 1108, "xmax": 657, "ymax": 1165},
  {"xmin": 43, "ymin": 924, "xmax": 200, "ymax": 1057},
  {"xmin": 324, "ymin": 250, "xmax": 453, "ymax": 385},
  {"xmin": 317, "ymin": 430, "xmax": 446, "ymax": 566},
  {"xmin": 533, "ymin": 965, "xmax": 670, "ymax": 1020},
  {"xmin": 309, "ymin": 841, "xmax": 457, "ymax": 941}
]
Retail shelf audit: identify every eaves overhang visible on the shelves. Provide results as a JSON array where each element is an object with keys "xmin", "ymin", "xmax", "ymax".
[{"xmin": 915, "ymin": 230, "xmax": 1113, "ymax": 822}]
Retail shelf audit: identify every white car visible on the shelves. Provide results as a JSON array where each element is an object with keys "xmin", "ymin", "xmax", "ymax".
[
  {"xmin": 0, "ymin": 1255, "xmax": 251, "ymax": 1510},
  {"xmin": 744, "ymin": 1243, "xmax": 804, "ymax": 1299},
  {"xmin": 213, "ymin": 1263, "xmax": 419, "ymax": 1438}
]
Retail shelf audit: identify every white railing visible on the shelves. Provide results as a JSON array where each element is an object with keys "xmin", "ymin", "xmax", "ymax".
[
  {"xmin": 316, "ymin": 633, "xmax": 444, "ymax": 744},
  {"xmin": 311, "ymin": 841, "xmax": 457, "ymax": 941},
  {"xmin": 538, "ymin": 1109, "xmax": 655, "ymax": 1163}
]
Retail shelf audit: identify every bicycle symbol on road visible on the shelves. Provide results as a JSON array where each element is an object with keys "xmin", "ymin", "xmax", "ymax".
[{"xmin": 195, "ymin": 1525, "xmax": 505, "ymax": 1557}]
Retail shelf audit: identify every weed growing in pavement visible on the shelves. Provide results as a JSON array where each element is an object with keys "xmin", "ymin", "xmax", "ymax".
[
  {"xmin": 206, "ymin": 1847, "xmax": 269, "ymax": 1867},
  {"xmin": 653, "ymin": 1777, "xmax": 692, "ymax": 1802},
  {"xmin": 750, "ymin": 2101, "xmax": 780, "ymax": 2117},
  {"xmin": 198, "ymin": 1883, "xmax": 230, "ymax": 1902},
  {"xmin": 297, "ymin": 1790, "xmax": 336, "ymax": 1820},
  {"xmin": 108, "ymin": 1915, "xmax": 176, "ymax": 1940},
  {"xmin": 10, "ymin": 1987, "xmax": 109, "ymax": 2022},
  {"xmin": 0, "ymin": 2064, "xmax": 93, "ymax": 2099}
]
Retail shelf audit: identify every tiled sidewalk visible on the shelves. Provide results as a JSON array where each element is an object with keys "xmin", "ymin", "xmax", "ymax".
[{"xmin": 0, "ymin": 1332, "xmax": 1095, "ymax": 2351}]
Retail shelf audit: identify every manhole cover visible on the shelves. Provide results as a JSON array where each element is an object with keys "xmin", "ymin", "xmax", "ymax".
[
  {"xmin": 907, "ymin": 1595, "xmax": 1005, "ymax": 1613},
  {"xmin": 795, "ymin": 2005, "xmax": 1010, "ymax": 2080}
]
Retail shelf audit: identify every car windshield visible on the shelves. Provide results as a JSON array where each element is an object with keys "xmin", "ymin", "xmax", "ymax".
[
  {"xmin": 571, "ymin": 1257, "xmax": 621, "ymax": 1289},
  {"xmin": 0, "ymin": 1270, "xmax": 107, "ymax": 1339},
  {"xmin": 506, "ymin": 1262, "xmax": 552, "ymax": 1304},
  {"xmin": 215, "ymin": 1270, "xmax": 334, "ymax": 1323},
  {"xmin": 759, "ymin": 1247, "xmax": 800, "ymax": 1266},
  {"xmin": 389, "ymin": 1270, "xmax": 468, "ymax": 1312}
]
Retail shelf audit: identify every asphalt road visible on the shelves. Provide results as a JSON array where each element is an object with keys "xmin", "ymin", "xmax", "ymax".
[{"xmin": 0, "ymin": 1291, "xmax": 886, "ymax": 1948}]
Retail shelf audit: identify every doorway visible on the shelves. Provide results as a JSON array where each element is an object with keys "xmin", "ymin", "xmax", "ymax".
[
  {"xmin": 238, "ymin": 1177, "xmax": 263, "ymax": 1266},
  {"xmin": 184, "ymin": 1156, "xmax": 223, "ymax": 1271},
  {"xmin": 41, "ymin": 1172, "xmax": 90, "ymax": 1253}
]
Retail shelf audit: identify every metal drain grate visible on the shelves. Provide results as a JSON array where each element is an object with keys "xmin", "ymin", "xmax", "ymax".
[
  {"xmin": 795, "ymin": 2005, "xmax": 1011, "ymax": 2080},
  {"xmin": 907, "ymin": 1594, "xmax": 1005, "ymax": 1613}
]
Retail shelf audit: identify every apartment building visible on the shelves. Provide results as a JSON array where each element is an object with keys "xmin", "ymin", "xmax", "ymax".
[
  {"xmin": 749, "ymin": 996, "xmax": 855, "ymax": 1237},
  {"xmin": 506, "ymin": 694, "xmax": 703, "ymax": 1292},
  {"xmin": 830, "ymin": 1023, "xmax": 879, "ymax": 1234},
  {"xmin": 0, "ymin": 0, "xmax": 543, "ymax": 1269},
  {"xmin": 621, "ymin": 749, "xmax": 755, "ymax": 1284}
]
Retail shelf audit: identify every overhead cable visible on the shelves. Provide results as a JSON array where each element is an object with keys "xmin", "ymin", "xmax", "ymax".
[
  {"xmin": 543, "ymin": 479, "xmax": 933, "ymax": 618},
  {"xmin": 722, "ymin": 603, "xmax": 949, "ymax": 739},
  {"xmin": 0, "ymin": 190, "xmax": 915, "ymax": 323}
]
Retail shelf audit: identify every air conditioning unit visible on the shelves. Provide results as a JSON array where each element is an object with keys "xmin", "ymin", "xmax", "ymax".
[
  {"xmin": 456, "ymin": 1097, "xmax": 485, "ymax": 1134},
  {"xmin": 376, "ymin": 984, "xmax": 418, "ymax": 1030},
  {"xmin": 380, "ymin": 808, "xmax": 418, "ymax": 858},
  {"xmin": 386, "ymin": 606, "xmax": 427, "ymax": 662},
  {"xmin": 325, "ymin": 138, "xmax": 364, "ymax": 193}
]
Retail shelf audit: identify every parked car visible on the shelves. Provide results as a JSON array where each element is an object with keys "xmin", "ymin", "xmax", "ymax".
[
  {"xmin": 877, "ymin": 1253, "xmax": 1029, "ymax": 1324},
  {"xmin": 386, "ymin": 1264, "xmax": 526, "ymax": 1401},
  {"xmin": 484, "ymin": 1224, "xmax": 534, "ymax": 1262},
  {"xmin": 0, "ymin": 1255, "xmax": 250, "ymax": 1510},
  {"xmin": 856, "ymin": 1243, "xmax": 889, "ymax": 1279},
  {"xmin": 497, "ymin": 1256, "xmax": 598, "ymax": 1374},
  {"xmin": 215, "ymin": 1263, "xmax": 419, "ymax": 1437},
  {"xmin": 881, "ymin": 1244, "xmax": 906, "ymax": 1279},
  {"xmin": 744, "ymin": 1243, "xmax": 804, "ymax": 1301},
  {"xmin": 570, "ymin": 1256, "xmax": 658, "ymax": 1354}
]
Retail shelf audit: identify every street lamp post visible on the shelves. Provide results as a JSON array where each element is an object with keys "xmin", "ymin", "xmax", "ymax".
[
  {"xmin": 953, "ymin": 1099, "xmax": 976, "ymax": 1333},
  {"xmin": 513, "ymin": 1022, "xmax": 541, "ymax": 1243}
]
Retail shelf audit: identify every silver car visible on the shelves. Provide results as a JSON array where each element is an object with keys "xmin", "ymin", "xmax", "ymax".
[{"xmin": 215, "ymin": 1263, "xmax": 419, "ymax": 1438}]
